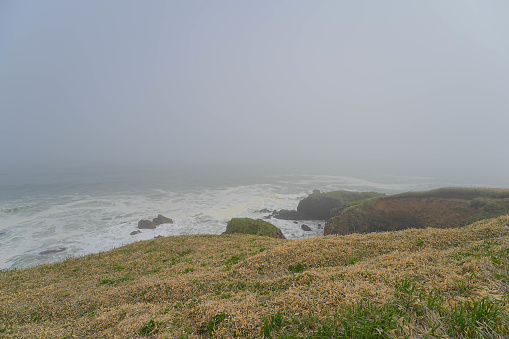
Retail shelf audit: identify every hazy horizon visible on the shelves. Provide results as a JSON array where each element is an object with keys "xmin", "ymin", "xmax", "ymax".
[{"xmin": 1, "ymin": 1, "xmax": 508, "ymax": 186}]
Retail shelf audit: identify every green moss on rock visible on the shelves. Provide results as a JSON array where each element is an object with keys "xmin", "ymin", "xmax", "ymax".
[{"xmin": 224, "ymin": 218, "xmax": 286, "ymax": 239}]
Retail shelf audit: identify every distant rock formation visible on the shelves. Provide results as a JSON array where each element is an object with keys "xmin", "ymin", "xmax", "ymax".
[
  {"xmin": 153, "ymin": 214, "xmax": 173, "ymax": 226},
  {"xmin": 325, "ymin": 187, "xmax": 509, "ymax": 236},
  {"xmin": 223, "ymin": 218, "xmax": 286, "ymax": 239},
  {"xmin": 138, "ymin": 219, "xmax": 156, "ymax": 229},
  {"xmin": 297, "ymin": 191, "xmax": 385, "ymax": 219}
]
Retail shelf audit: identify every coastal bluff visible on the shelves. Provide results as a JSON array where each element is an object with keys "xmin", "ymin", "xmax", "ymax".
[{"xmin": 324, "ymin": 187, "xmax": 509, "ymax": 235}]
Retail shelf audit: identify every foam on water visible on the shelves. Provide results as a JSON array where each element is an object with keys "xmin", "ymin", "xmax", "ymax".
[{"xmin": 0, "ymin": 172, "xmax": 447, "ymax": 270}]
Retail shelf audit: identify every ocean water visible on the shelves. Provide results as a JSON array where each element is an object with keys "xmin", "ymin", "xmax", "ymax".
[{"xmin": 0, "ymin": 168, "xmax": 447, "ymax": 270}]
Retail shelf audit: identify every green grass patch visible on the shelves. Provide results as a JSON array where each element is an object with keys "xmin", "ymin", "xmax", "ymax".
[
  {"xmin": 288, "ymin": 263, "xmax": 306, "ymax": 273},
  {"xmin": 207, "ymin": 312, "xmax": 227, "ymax": 336},
  {"xmin": 139, "ymin": 319, "xmax": 165, "ymax": 335}
]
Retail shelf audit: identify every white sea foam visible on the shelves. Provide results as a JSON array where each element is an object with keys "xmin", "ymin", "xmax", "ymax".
[{"xmin": 0, "ymin": 172, "xmax": 447, "ymax": 270}]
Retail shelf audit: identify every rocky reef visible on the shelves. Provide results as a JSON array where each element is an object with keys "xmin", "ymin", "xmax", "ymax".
[
  {"xmin": 224, "ymin": 218, "xmax": 286, "ymax": 239},
  {"xmin": 325, "ymin": 187, "xmax": 509, "ymax": 235},
  {"xmin": 137, "ymin": 214, "xmax": 173, "ymax": 230}
]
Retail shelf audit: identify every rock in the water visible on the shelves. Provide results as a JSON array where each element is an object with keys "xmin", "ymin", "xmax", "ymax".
[
  {"xmin": 297, "ymin": 190, "xmax": 385, "ymax": 220},
  {"xmin": 324, "ymin": 187, "xmax": 509, "ymax": 236},
  {"xmin": 153, "ymin": 214, "xmax": 173, "ymax": 226},
  {"xmin": 138, "ymin": 219, "xmax": 156, "ymax": 229},
  {"xmin": 271, "ymin": 209, "xmax": 315, "ymax": 220},
  {"xmin": 224, "ymin": 218, "xmax": 286, "ymax": 239},
  {"xmin": 39, "ymin": 247, "xmax": 67, "ymax": 255},
  {"xmin": 256, "ymin": 208, "xmax": 272, "ymax": 213},
  {"xmin": 301, "ymin": 224, "xmax": 311, "ymax": 231},
  {"xmin": 293, "ymin": 221, "xmax": 299, "ymax": 224},
  {"xmin": 130, "ymin": 230, "xmax": 141, "ymax": 235}
]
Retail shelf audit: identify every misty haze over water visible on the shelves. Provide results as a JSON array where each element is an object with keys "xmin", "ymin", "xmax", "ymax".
[{"xmin": 1, "ymin": 1, "xmax": 508, "ymax": 185}]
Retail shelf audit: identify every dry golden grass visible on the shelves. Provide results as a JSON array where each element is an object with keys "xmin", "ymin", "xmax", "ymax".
[{"xmin": 1, "ymin": 217, "xmax": 509, "ymax": 338}]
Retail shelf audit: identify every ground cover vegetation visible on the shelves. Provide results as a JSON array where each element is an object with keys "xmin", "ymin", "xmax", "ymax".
[{"xmin": 1, "ymin": 216, "xmax": 509, "ymax": 338}]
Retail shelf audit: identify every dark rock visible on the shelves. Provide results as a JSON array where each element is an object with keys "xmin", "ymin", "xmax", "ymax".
[
  {"xmin": 153, "ymin": 214, "xmax": 173, "ymax": 226},
  {"xmin": 301, "ymin": 224, "xmax": 311, "ymax": 231},
  {"xmin": 130, "ymin": 230, "xmax": 141, "ymax": 235},
  {"xmin": 138, "ymin": 219, "xmax": 156, "ymax": 229},
  {"xmin": 154, "ymin": 235, "xmax": 164, "ymax": 238},
  {"xmin": 223, "ymin": 218, "xmax": 285, "ymax": 239},
  {"xmin": 317, "ymin": 224, "xmax": 322, "ymax": 229},
  {"xmin": 312, "ymin": 189, "xmax": 321, "ymax": 194},
  {"xmin": 324, "ymin": 187, "xmax": 509, "ymax": 236},
  {"xmin": 293, "ymin": 221, "xmax": 299, "ymax": 224},
  {"xmin": 256, "ymin": 208, "xmax": 272, "ymax": 213},
  {"xmin": 271, "ymin": 209, "xmax": 315, "ymax": 220},
  {"xmin": 39, "ymin": 247, "xmax": 67, "ymax": 255},
  {"xmin": 298, "ymin": 191, "xmax": 385, "ymax": 220}
]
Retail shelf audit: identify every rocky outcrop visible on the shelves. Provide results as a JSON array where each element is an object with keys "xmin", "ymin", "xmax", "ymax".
[
  {"xmin": 297, "ymin": 191, "xmax": 386, "ymax": 219},
  {"xmin": 325, "ymin": 187, "xmax": 509, "ymax": 236},
  {"xmin": 137, "ymin": 214, "xmax": 173, "ymax": 229},
  {"xmin": 153, "ymin": 214, "xmax": 173, "ymax": 226},
  {"xmin": 138, "ymin": 219, "xmax": 156, "ymax": 229},
  {"xmin": 271, "ymin": 209, "xmax": 315, "ymax": 220},
  {"xmin": 301, "ymin": 224, "xmax": 311, "ymax": 231},
  {"xmin": 224, "ymin": 218, "xmax": 286, "ymax": 239}
]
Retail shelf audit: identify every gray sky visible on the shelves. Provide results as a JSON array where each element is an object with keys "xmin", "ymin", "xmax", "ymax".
[{"xmin": 1, "ymin": 1, "xmax": 508, "ymax": 183}]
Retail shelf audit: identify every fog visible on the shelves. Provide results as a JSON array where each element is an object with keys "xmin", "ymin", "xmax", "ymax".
[{"xmin": 1, "ymin": 1, "xmax": 508, "ymax": 185}]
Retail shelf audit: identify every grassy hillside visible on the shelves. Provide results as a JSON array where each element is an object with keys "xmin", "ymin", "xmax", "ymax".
[{"xmin": 1, "ymin": 217, "xmax": 509, "ymax": 338}]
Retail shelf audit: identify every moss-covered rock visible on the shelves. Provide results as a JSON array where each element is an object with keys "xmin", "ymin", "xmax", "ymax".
[
  {"xmin": 325, "ymin": 187, "xmax": 509, "ymax": 236},
  {"xmin": 297, "ymin": 190, "xmax": 385, "ymax": 219},
  {"xmin": 224, "ymin": 218, "xmax": 286, "ymax": 239}
]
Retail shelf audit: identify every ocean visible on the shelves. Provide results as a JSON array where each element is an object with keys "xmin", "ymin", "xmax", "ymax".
[{"xmin": 0, "ymin": 167, "xmax": 450, "ymax": 270}]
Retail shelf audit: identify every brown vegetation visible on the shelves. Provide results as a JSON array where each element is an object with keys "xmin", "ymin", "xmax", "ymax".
[{"xmin": 1, "ymin": 216, "xmax": 509, "ymax": 338}]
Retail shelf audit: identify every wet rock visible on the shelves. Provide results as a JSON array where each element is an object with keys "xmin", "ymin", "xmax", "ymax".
[
  {"xmin": 301, "ymin": 224, "xmax": 311, "ymax": 231},
  {"xmin": 138, "ymin": 219, "xmax": 156, "ymax": 229},
  {"xmin": 271, "ymin": 209, "xmax": 315, "ymax": 220},
  {"xmin": 256, "ymin": 208, "xmax": 272, "ymax": 213},
  {"xmin": 153, "ymin": 214, "xmax": 173, "ymax": 226},
  {"xmin": 293, "ymin": 221, "xmax": 299, "ymax": 224},
  {"xmin": 130, "ymin": 230, "xmax": 141, "ymax": 235},
  {"xmin": 39, "ymin": 247, "xmax": 67, "ymax": 255}
]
